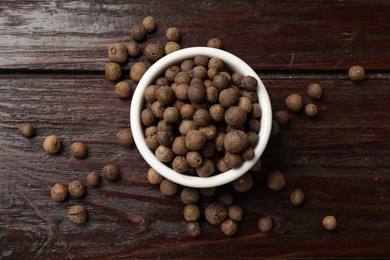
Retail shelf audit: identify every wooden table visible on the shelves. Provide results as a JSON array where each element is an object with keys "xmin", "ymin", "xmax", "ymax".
[{"xmin": 1, "ymin": 1, "xmax": 390, "ymax": 258}]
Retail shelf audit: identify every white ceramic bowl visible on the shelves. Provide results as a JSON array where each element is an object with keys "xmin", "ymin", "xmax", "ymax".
[{"xmin": 130, "ymin": 47, "xmax": 272, "ymax": 188}]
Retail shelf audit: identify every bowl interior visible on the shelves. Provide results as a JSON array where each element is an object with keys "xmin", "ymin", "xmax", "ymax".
[{"xmin": 130, "ymin": 47, "xmax": 272, "ymax": 188}]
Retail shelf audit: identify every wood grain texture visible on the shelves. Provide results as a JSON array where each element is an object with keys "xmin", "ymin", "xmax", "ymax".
[
  {"xmin": 0, "ymin": 0, "xmax": 389, "ymax": 71},
  {"xmin": 1, "ymin": 74, "xmax": 390, "ymax": 258}
]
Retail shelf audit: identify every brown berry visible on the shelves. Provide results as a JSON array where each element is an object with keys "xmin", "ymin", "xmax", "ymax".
[
  {"xmin": 172, "ymin": 136, "xmax": 189, "ymax": 156},
  {"xmin": 186, "ymin": 151, "xmax": 203, "ymax": 168},
  {"xmin": 19, "ymin": 123, "xmax": 35, "ymax": 138},
  {"xmin": 43, "ymin": 135, "xmax": 61, "ymax": 154},
  {"xmin": 232, "ymin": 173, "xmax": 253, "ymax": 192},
  {"xmin": 196, "ymin": 159, "xmax": 215, "ymax": 177},
  {"xmin": 225, "ymin": 106, "xmax": 247, "ymax": 128},
  {"xmin": 185, "ymin": 130, "xmax": 207, "ymax": 150},
  {"xmin": 290, "ymin": 188, "xmax": 305, "ymax": 206},
  {"xmin": 172, "ymin": 155, "xmax": 189, "ymax": 173},
  {"xmin": 86, "ymin": 172, "xmax": 101, "ymax": 187},
  {"xmin": 181, "ymin": 188, "xmax": 200, "ymax": 204},
  {"xmin": 183, "ymin": 204, "xmax": 201, "ymax": 221},
  {"xmin": 207, "ymin": 38, "xmax": 222, "ymax": 49},
  {"xmin": 155, "ymin": 86, "xmax": 175, "ymax": 106},
  {"xmin": 307, "ymin": 83, "xmax": 322, "ymax": 99},
  {"xmin": 188, "ymin": 84, "xmax": 206, "ymax": 103},
  {"xmin": 220, "ymin": 218, "xmax": 238, "ymax": 236},
  {"xmin": 105, "ymin": 62, "xmax": 122, "ymax": 81},
  {"xmin": 274, "ymin": 110, "xmax": 289, "ymax": 126},
  {"xmin": 224, "ymin": 130, "xmax": 249, "ymax": 153},
  {"xmin": 241, "ymin": 75, "xmax": 258, "ymax": 91},
  {"xmin": 68, "ymin": 180, "xmax": 86, "ymax": 198},
  {"xmin": 127, "ymin": 41, "xmax": 141, "ymax": 57},
  {"xmin": 51, "ymin": 183, "xmax": 68, "ymax": 202},
  {"xmin": 218, "ymin": 192, "xmax": 234, "ymax": 206},
  {"xmin": 116, "ymin": 129, "xmax": 134, "ymax": 147},
  {"xmin": 147, "ymin": 168, "xmax": 164, "ymax": 185},
  {"xmin": 130, "ymin": 62, "xmax": 148, "ymax": 82},
  {"xmin": 285, "ymin": 93, "xmax": 303, "ymax": 112},
  {"xmin": 305, "ymin": 103, "xmax": 318, "ymax": 117},
  {"xmin": 115, "ymin": 81, "xmax": 132, "ymax": 99},
  {"xmin": 228, "ymin": 205, "xmax": 243, "ymax": 222},
  {"xmin": 348, "ymin": 65, "xmax": 365, "ymax": 81},
  {"xmin": 267, "ymin": 171, "xmax": 285, "ymax": 191},
  {"xmin": 165, "ymin": 27, "xmax": 181, "ymax": 42},
  {"xmin": 270, "ymin": 119, "xmax": 280, "ymax": 136},
  {"xmin": 205, "ymin": 202, "xmax": 227, "ymax": 225},
  {"xmin": 322, "ymin": 215, "xmax": 337, "ymax": 231},
  {"xmin": 103, "ymin": 164, "xmax": 120, "ymax": 181},
  {"xmin": 130, "ymin": 24, "xmax": 146, "ymax": 42},
  {"xmin": 68, "ymin": 205, "xmax": 87, "ymax": 224},
  {"xmin": 219, "ymin": 88, "xmax": 239, "ymax": 108},
  {"xmin": 155, "ymin": 145, "xmax": 174, "ymax": 163},
  {"xmin": 70, "ymin": 141, "xmax": 87, "ymax": 158},
  {"xmin": 186, "ymin": 221, "xmax": 201, "ymax": 237},
  {"xmin": 108, "ymin": 43, "xmax": 128, "ymax": 63},
  {"xmin": 160, "ymin": 179, "xmax": 178, "ymax": 196},
  {"xmin": 142, "ymin": 15, "xmax": 157, "ymax": 33},
  {"xmin": 258, "ymin": 216, "xmax": 273, "ymax": 232},
  {"xmin": 165, "ymin": 41, "xmax": 181, "ymax": 54},
  {"xmin": 144, "ymin": 42, "xmax": 164, "ymax": 62}
]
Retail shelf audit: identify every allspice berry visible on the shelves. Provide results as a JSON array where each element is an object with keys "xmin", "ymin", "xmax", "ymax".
[
  {"xmin": 70, "ymin": 141, "xmax": 87, "ymax": 158},
  {"xmin": 51, "ymin": 183, "xmax": 68, "ymax": 202},
  {"xmin": 147, "ymin": 168, "xmax": 164, "ymax": 185},
  {"xmin": 267, "ymin": 171, "xmax": 286, "ymax": 191},
  {"xmin": 108, "ymin": 43, "xmax": 128, "ymax": 63},
  {"xmin": 225, "ymin": 106, "xmax": 247, "ymax": 128},
  {"xmin": 183, "ymin": 204, "xmax": 201, "ymax": 221},
  {"xmin": 68, "ymin": 205, "xmax": 87, "ymax": 224},
  {"xmin": 43, "ymin": 135, "xmax": 61, "ymax": 154},
  {"xmin": 160, "ymin": 179, "xmax": 178, "ymax": 196},
  {"xmin": 130, "ymin": 24, "xmax": 146, "ymax": 42},
  {"xmin": 86, "ymin": 172, "xmax": 101, "ymax": 187},
  {"xmin": 322, "ymin": 215, "xmax": 337, "ymax": 231},
  {"xmin": 186, "ymin": 221, "xmax": 201, "ymax": 237},
  {"xmin": 142, "ymin": 15, "xmax": 157, "ymax": 33},
  {"xmin": 207, "ymin": 38, "xmax": 222, "ymax": 49},
  {"xmin": 181, "ymin": 188, "xmax": 200, "ymax": 204},
  {"xmin": 348, "ymin": 65, "xmax": 365, "ymax": 81},
  {"xmin": 103, "ymin": 164, "xmax": 120, "ymax": 181},
  {"xmin": 68, "ymin": 180, "xmax": 86, "ymax": 198},
  {"xmin": 307, "ymin": 83, "xmax": 322, "ymax": 99},
  {"xmin": 218, "ymin": 192, "xmax": 234, "ymax": 206},
  {"xmin": 305, "ymin": 103, "xmax": 318, "ymax": 117},
  {"xmin": 185, "ymin": 130, "xmax": 207, "ymax": 150},
  {"xmin": 165, "ymin": 27, "xmax": 181, "ymax": 42},
  {"xmin": 228, "ymin": 205, "xmax": 243, "ymax": 222},
  {"xmin": 116, "ymin": 129, "xmax": 134, "ymax": 147},
  {"xmin": 274, "ymin": 110, "xmax": 289, "ymax": 126},
  {"xmin": 224, "ymin": 130, "xmax": 249, "ymax": 153},
  {"xmin": 232, "ymin": 173, "xmax": 253, "ymax": 192},
  {"xmin": 290, "ymin": 188, "xmax": 305, "ymax": 206},
  {"xmin": 285, "ymin": 93, "xmax": 303, "ymax": 112},
  {"xmin": 220, "ymin": 218, "xmax": 238, "ymax": 236},
  {"xmin": 205, "ymin": 202, "xmax": 227, "ymax": 225},
  {"xmin": 144, "ymin": 42, "xmax": 165, "ymax": 62},
  {"xmin": 19, "ymin": 123, "xmax": 35, "ymax": 138},
  {"xmin": 241, "ymin": 75, "xmax": 258, "ymax": 92},
  {"xmin": 258, "ymin": 216, "xmax": 273, "ymax": 232},
  {"xmin": 115, "ymin": 81, "xmax": 132, "ymax": 99},
  {"xmin": 105, "ymin": 62, "xmax": 122, "ymax": 81},
  {"xmin": 127, "ymin": 41, "xmax": 141, "ymax": 57},
  {"xmin": 165, "ymin": 41, "xmax": 181, "ymax": 54},
  {"xmin": 130, "ymin": 62, "xmax": 148, "ymax": 82}
]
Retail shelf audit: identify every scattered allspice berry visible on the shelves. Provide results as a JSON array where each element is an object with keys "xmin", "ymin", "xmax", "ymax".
[
  {"xmin": 227, "ymin": 205, "xmax": 243, "ymax": 222},
  {"xmin": 130, "ymin": 24, "xmax": 146, "ymax": 42},
  {"xmin": 232, "ymin": 173, "xmax": 254, "ymax": 192},
  {"xmin": 307, "ymin": 83, "xmax": 322, "ymax": 99},
  {"xmin": 103, "ymin": 164, "xmax": 120, "ymax": 181},
  {"xmin": 267, "ymin": 171, "xmax": 286, "ymax": 191},
  {"xmin": 290, "ymin": 188, "xmax": 305, "ymax": 206},
  {"xmin": 186, "ymin": 221, "xmax": 201, "ymax": 238},
  {"xmin": 274, "ymin": 110, "xmax": 289, "ymax": 126},
  {"xmin": 147, "ymin": 168, "xmax": 164, "ymax": 185},
  {"xmin": 220, "ymin": 218, "xmax": 238, "ymax": 236},
  {"xmin": 142, "ymin": 15, "xmax": 157, "ymax": 33},
  {"xmin": 218, "ymin": 192, "xmax": 234, "ymax": 206},
  {"xmin": 160, "ymin": 179, "xmax": 178, "ymax": 196},
  {"xmin": 116, "ymin": 129, "xmax": 134, "ymax": 147},
  {"xmin": 305, "ymin": 103, "xmax": 318, "ymax": 117},
  {"xmin": 19, "ymin": 123, "xmax": 35, "ymax": 138},
  {"xmin": 258, "ymin": 216, "xmax": 273, "ymax": 232},
  {"xmin": 105, "ymin": 62, "xmax": 122, "ymax": 81},
  {"xmin": 127, "ymin": 41, "xmax": 141, "ymax": 57},
  {"xmin": 70, "ymin": 141, "xmax": 88, "ymax": 158},
  {"xmin": 51, "ymin": 183, "xmax": 68, "ymax": 202},
  {"xmin": 348, "ymin": 65, "xmax": 365, "ymax": 81},
  {"xmin": 270, "ymin": 119, "xmax": 280, "ymax": 136},
  {"xmin": 181, "ymin": 187, "xmax": 200, "ymax": 204},
  {"xmin": 68, "ymin": 205, "xmax": 87, "ymax": 224},
  {"xmin": 322, "ymin": 215, "xmax": 337, "ymax": 231},
  {"xmin": 207, "ymin": 38, "xmax": 222, "ymax": 49},
  {"xmin": 43, "ymin": 135, "xmax": 61, "ymax": 154},
  {"xmin": 86, "ymin": 172, "xmax": 101, "ymax": 187},
  {"xmin": 183, "ymin": 204, "xmax": 201, "ymax": 222},
  {"xmin": 108, "ymin": 43, "xmax": 128, "ymax": 63},
  {"xmin": 68, "ymin": 180, "xmax": 86, "ymax": 198},
  {"xmin": 205, "ymin": 202, "xmax": 227, "ymax": 225},
  {"xmin": 115, "ymin": 81, "xmax": 133, "ymax": 99},
  {"xmin": 285, "ymin": 93, "xmax": 303, "ymax": 112},
  {"xmin": 165, "ymin": 41, "xmax": 181, "ymax": 55},
  {"xmin": 144, "ymin": 42, "xmax": 165, "ymax": 62},
  {"xmin": 165, "ymin": 27, "xmax": 181, "ymax": 42},
  {"xmin": 130, "ymin": 62, "xmax": 148, "ymax": 82}
]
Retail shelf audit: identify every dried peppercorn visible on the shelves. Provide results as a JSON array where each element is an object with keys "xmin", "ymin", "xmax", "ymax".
[
  {"xmin": 70, "ymin": 141, "xmax": 87, "ymax": 158},
  {"xmin": 108, "ymin": 43, "xmax": 128, "ymax": 63},
  {"xmin": 186, "ymin": 151, "xmax": 203, "ymax": 168},
  {"xmin": 290, "ymin": 188, "xmax": 305, "ymax": 206},
  {"xmin": 186, "ymin": 221, "xmax": 201, "ymax": 237},
  {"xmin": 181, "ymin": 187, "xmax": 200, "ymax": 204},
  {"xmin": 205, "ymin": 202, "xmax": 227, "ymax": 225},
  {"xmin": 220, "ymin": 218, "xmax": 237, "ymax": 236},
  {"xmin": 19, "ymin": 123, "xmax": 35, "ymax": 138},
  {"xmin": 142, "ymin": 15, "xmax": 157, "ymax": 33},
  {"xmin": 258, "ymin": 216, "xmax": 273, "ymax": 232},
  {"xmin": 274, "ymin": 110, "xmax": 289, "ymax": 126},
  {"xmin": 196, "ymin": 159, "xmax": 215, "ymax": 177},
  {"xmin": 307, "ymin": 83, "xmax": 322, "ymax": 99},
  {"xmin": 127, "ymin": 41, "xmax": 141, "ymax": 57},
  {"xmin": 224, "ymin": 130, "xmax": 249, "ymax": 153},
  {"xmin": 199, "ymin": 187, "xmax": 217, "ymax": 197},
  {"xmin": 86, "ymin": 172, "xmax": 101, "ymax": 187},
  {"xmin": 130, "ymin": 62, "xmax": 148, "ymax": 82},
  {"xmin": 103, "ymin": 164, "xmax": 120, "ymax": 181},
  {"xmin": 227, "ymin": 205, "xmax": 243, "ymax": 222},
  {"xmin": 225, "ymin": 106, "xmax": 247, "ymax": 128},
  {"xmin": 219, "ymin": 88, "xmax": 240, "ymax": 108},
  {"xmin": 165, "ymin": 27, "xmax": 181, "ymax": 42},
  {"xmin": 183, "ymin": 204, "xmax": 201, "ymax": 221},
  {"xmin": 51, "ymin": 183, "xmax": 68, "ymax": 202},
  {"xmin": 285, "ymin": 93, "xmax": 303, "ymax": 112},
  {"xmin": 232, "ymin": 173, "xmax": 253, "ymax": 192},
  {"xmin": 68, "ymin": 205, "xmax": 87, "ymax": 224},
  {"xmin": 185, "ymin": 130, "xmax": 207, "ymax": 150},
  {"xmin": 165, "ymin": 41, "xmax": 181, "ymax": 54},
  {"xmin": 241, "ymin": 75, "xmax": 257, "ymax": 91},
  {"xmin": 155, "ymin": 145, "xmax": 174, "ymax": 162},
  {"xmin": 160, "ymin": 179, "xmax": 178, "ymax": 196},
  {"xmin": 305, "ymin": 103, "xmax": 318, "ymax": 117},
  {"xmin": 267, "ymin": 171, "xmax": 286, "ymax": 191},
  {"xmin": 43, "ymin": 135, "xmax": 61, "ymax": 154},
  {"xmin": 207, "ymin": 38, "xmax": 222, "ymax": 49},
  {"xmin": 147, "ymin": 168, "xmax": 164, "ymax": 185},
  {"xmin": 270, "ymin": 119, "xmax": 280, "ymax": 136},
  {"xmin": 115, "ymin": 81, "xmax": 133, "ymax": 99},
  {"xmin": 187, "ymin": 84, "xmax": 206, "ymax": 103},
  {"xmin": 348, "ymin": 65, "xmax": 365, "ymax": 81},
  {"xmin": 218, "ymin": 192, "xmax": 234, "ymax": 206},
  {"xmin": 144, "ymin": 42, "xmax": 165, "ymax": 62},
  {"xmin": 172, "ymin": 136, "xmax": 189, "ymax": 155},
  {"xmin": 322, "ymin": 215, "xmax": 337, "ymax": 231},
  {"xmin": 68, "ymin": 180, "xmax": 86, "ymax": 198},
  {"xmin": 105, "ymin": 62, "xmax": 122, "ymax": 81},
  {"xmin": 172, "ymin": 155, "xmax": 189, "ymax": 173},
  {"xmin": 116, "ymin": 129, "xmax": 134, "ymax": 147},
  {"xmin": 155, "ymin": 86, "xmax": 175, "ymax": 106}
]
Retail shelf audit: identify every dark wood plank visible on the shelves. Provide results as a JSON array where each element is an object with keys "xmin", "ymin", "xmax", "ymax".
[
  {"xmin": 0, "ymin": 0, "xmax": 389, "ymax": 71},
  {"xmin": 1, "ymin": 74, "xmax": 390, "ymax": 258}
]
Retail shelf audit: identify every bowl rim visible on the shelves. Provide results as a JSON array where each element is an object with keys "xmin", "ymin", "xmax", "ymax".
[{"xmin": 130, "ymin": 47, "xmax": 272, "ymax": 188}]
